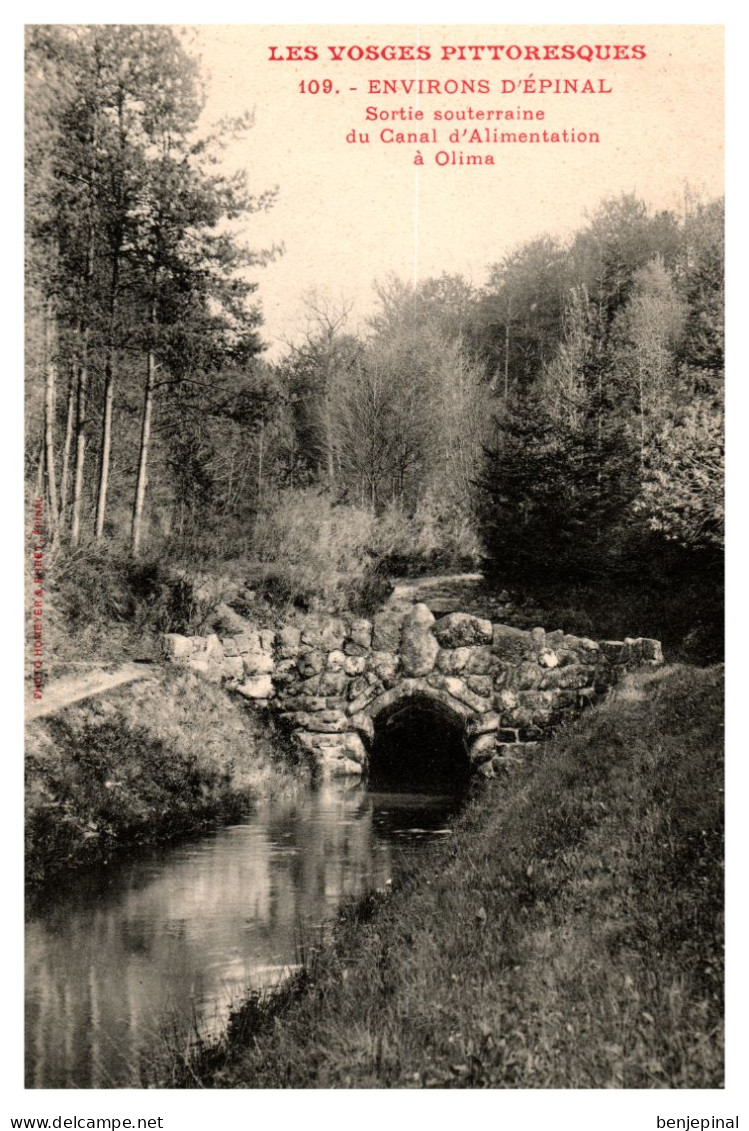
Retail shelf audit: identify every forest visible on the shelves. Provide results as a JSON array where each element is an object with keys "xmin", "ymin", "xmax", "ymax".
[{"xmin": 25, "ymin": 26, "xmax": 724, "ymax": 665}]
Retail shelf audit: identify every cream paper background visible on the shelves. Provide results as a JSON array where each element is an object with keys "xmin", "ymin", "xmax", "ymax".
[{"xmin": 191, "ymin": 24, "xmax": 723, "ymax": 353}]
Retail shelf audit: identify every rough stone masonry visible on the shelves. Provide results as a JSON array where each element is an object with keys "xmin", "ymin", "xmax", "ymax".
[{"xmin": 162, "ymin": 603, "xmax": 663, "ymax": 780}]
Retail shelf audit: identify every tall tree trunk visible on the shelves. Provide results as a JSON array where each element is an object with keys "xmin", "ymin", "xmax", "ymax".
[
  {"xmin": 58, "ymin": 368, "xmax": 75, "ymax": 522},
  {"xmin": 94, "ymin": 347, "xmax": 115, "ymax": 539},
  {"xmin": 43, "ymin": 295, "xmax": 59, "ymax": 530},
  {"xmin": 131, "ymin": 301, "xmax": 157, "ymax": 555},
  {"xmin": 71, "ymin": 117, "xmax": 97, "ymax": 545},
  {"xmin": 34, "ymin": 437, "xmax": 45, "ymax": 498},
  {"xmin": 638, "ymin": 361, "xmax": 646, "ymax": 468},
  {"xmin": 95, "ymin": 87, "xmax": 125, "ymax": 541},
  {"xmin": 70, "ymin": 326, "xmax": 89, "ymax": 546},
  {"xmin": 257, "ymin": 422, "xmax": 265, "ymax": 503}
]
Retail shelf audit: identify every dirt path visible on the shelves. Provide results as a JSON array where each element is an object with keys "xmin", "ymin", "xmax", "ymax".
[{"xmin": 26, "ymin": 663, "xmax": 160, "ymax": 723}]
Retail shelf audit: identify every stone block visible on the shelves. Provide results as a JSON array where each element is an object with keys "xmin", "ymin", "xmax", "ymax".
[
  {"xmin": 294, "ymin": 696, "xmax": 327, "ymax": 712},
  {"xmin": 466, "ymin": 675, "xmax": 492, "ymax": 698},
  {"xmin": 347, "ymin": 618, "xmax": 373, "ymax": 650},
  {"xmin": 433, "ymin": 612, "xmax": 493, "ymax": 648},
  {"xmin": 340, "ymin": 731, "xmax": 368, "ymax": 765},
  {"xmin": 347, "ymin": 686, "xmax": 381, "ymax": 714},
  {"xmin": 237, "ymin": 674, "xmax": 274, "ymax": 699},
  {"xmin": 305, "ymin": 709, "xmax": 349, "ymax": 733},
  {"xmin": 372, "ymin": 608, "xmax": 407, "ymax": 652},
  {"xmin": 467, "ymin": 711, "xmax": 500, "ymax": 736},
  {"xmin": 400, "ymin": 603, "xmax": 439, "ymax": 676},
  {"xmin": 326, "ymin": 649, "xmax": 347, "ymax": 672},
  {"xmin": 293, "ymin": 729, "xmax": 340, "ymax": 749},
  {"xmin": 279, "ymin": 710, "xmax": 311, "ymax": 729},
  {"xmin": 436, "ymin": 647, "xmax": 472, "ymax": 674},
  {"xmin": 243, "ymin": 651, "xmax": 275, "ymax": 676},
  {"xmin": 319, "ymin": 671, "xmax": 348, "ymax": 696},
  {"xmin": 344, "ymin": 655, "xmax": 366, "ymax": 676},
  {"xmin": 531, "ymin": 627, "xmax": 546, "ymax": 650},
  {"xmin": 494, "ymin": 689, "xmax": 518, "ymax": 712},
  {"xmin": 491, "ymin": 624, "xmax": 533, "ymax": 662},
  {"xmin": 575, "ymin": 637, "xmax": 600, "ymax": 658},
  {"xmin": 368, "ymin": 651, "xmax": 399, "ymax": 682},
  {"xmin": 500, "ymin": 706, "xmax": 535, "ymax": 730},
  {"xmin": 347, "ymin": 675, "xmax": 371, "ymax": 701},
  {"xmin": 234, "ymin": 629, "xmax": 262, "ymax": 655},
  {"xmin": 329, "ymin": 757, "xmax": 364, "ymax": 778},
  {"xmin": 259, "ymin": 630, "xmax": 276, "ymax": 653},
  {"xmin": 204, "ymin": 633, "xmax": 224, "ymax": 660},
  {"xmin": 221, "ymin": 656, "xmax": 245, "ymax": 682},
  {"xmin": 350, "ymin": 712, "xmax": 375, "ymax": 742},
  {"xmin": 297, "ymin": 674, "xmax": 322, "ymax": 696},
  {"xmin": 600, "ymin": 640, "xmax": 625, "ymax": 663},
  {"xmin": 551, "ymin": 690, "xmax": 578, "ymax": 708},
  {"xmin": 300, "ymin": 618, "xmax": 345, "ymax": 652},
  {"xmin": 297, "ymin": 650, "xmax": 325, "ymax": 678},
  {"xmin": 443, "ymin": 677, "xmax": 488, "ymax": 713},
  {"xmin": 539, "ymin": 663, "xmax": 595, "ymax": 691},
  {"xmin": 214, "ymin": 601, "xmax": 249, "ymax": 635},
  {"xmin": 469, "ymin": 732, "xmax": 496, "ymax": 764},
  {"xmin": 277, "ymin": 626, "xmax": 302, "ymax": 658},
  {"xmin": 538, "ymin": 648, "xmax": 559, "ymax": 669},
  {"xmin": 495, "ymin": 742, "xmax": 523, "ymax": 760},
  {"xmin": 518, "ymin": 690, "xmax": 556, "ymax": 711},
  {"xmin": 161, "ymin": 633, "xmax": 195, "ymax": 661},
  {"xmin": 510, "ymin": 661, "xmax": 543, "ymax": 690},
  {"xmin": 343, "ymin": 641, "xmax": 369, "ymax": 658},
  {"xmin": 463, "ymin": 646, "xmax": 496, "ymax": 676},
  {"xmin": 639, "ymin": 637, "xmax": 664, "ymax": 663}
]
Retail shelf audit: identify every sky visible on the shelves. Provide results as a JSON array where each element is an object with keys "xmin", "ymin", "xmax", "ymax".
[{"xmin": 190, "ymin": 23, "xmax": 724, "ymax": 355}]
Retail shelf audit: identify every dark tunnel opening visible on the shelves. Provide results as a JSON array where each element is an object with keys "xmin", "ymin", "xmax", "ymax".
[{"xmin": 367, "ymin": 696, "xmax": 471, "ymax": 795}]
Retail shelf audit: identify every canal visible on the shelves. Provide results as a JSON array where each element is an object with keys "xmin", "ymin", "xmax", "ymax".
[{"xmin": 26, "ymin": 764, "xmax": 467, "ymax": 1088}]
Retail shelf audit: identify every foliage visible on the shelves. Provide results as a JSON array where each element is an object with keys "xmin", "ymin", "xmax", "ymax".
[
  {"xmin": 477, "ymin": 193, "xmax": 723, "ymax": 629},
  {"xmin": 25, "ymin": 25, "xmax": 276, "ymax": 551},
  {"xmin": 637, "ymin": 402, "xmax": 724, "ymax": 551},
  {"xmin": 26, "ymin": 26, "xmax": 723, "ymax": 664},
  {"xmin": 251, "ymin": 490, "xmax": 376, "ymax": 611},
  {"xmin": 171, "ymin": 664, "xmax": 723, "ymax": 1089},
  {"xmin": 25, "ymin": 669, "xmax": 305, "ymax": 886}
]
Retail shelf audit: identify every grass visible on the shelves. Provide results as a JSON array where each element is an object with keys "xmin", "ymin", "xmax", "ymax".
[
  {"xmin": 173, "ymin": 663, "xmax": 723, "ymax": 1089},
  {"xmin": 25, "ymin": 668, "xmax": 306, "ymax": 888}
]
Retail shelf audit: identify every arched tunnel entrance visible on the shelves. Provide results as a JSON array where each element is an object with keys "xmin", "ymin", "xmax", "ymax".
[{"xmin": 367, "ymin": 692, "xmax": 472, "ymax": 794}]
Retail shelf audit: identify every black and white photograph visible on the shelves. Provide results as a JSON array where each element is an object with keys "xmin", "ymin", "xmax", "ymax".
[{"xmin": 19, "ymin": 17, "xmax": 727, "ymax": 1106}]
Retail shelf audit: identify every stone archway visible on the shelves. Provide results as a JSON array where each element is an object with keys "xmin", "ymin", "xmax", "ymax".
[
  {"xmin": 356, "ymin": 678, "xmax": 493, "ymax": 776},
  {"xmin": 161, "ymin": 600, "xmax": 664, "ymax": 781},
  {"xmin": 365, "ymin": 685, "xmax": 473, "ymax": 790}
]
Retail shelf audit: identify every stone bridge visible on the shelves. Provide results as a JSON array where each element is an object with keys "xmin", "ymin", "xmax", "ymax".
[{"xmin": 162, "ymin": 603, "xmax": 662, "ymax": 780}]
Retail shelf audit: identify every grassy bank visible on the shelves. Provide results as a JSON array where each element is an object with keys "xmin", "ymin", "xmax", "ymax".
[
  {"xmin": 25, "ymin": 670, "xmax": 306, "ymax": 887},
  {"xmin": 179, "ymin": 663, "xmax": 722, "ymax": 1089}
]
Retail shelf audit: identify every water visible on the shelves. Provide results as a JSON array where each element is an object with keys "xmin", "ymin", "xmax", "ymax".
[{"xmin": 25, "ymin": 779, "xmax": 463, "ymax": 1089}]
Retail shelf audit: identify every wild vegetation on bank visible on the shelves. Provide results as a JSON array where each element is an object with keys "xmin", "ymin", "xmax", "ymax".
[
  {"xmin": 25, "ymin": 669, "xmax": 306, "ymax": 887},
  {"xmin": 166, "ymin": 664, "xmax": 723, "ymax": 1089}
]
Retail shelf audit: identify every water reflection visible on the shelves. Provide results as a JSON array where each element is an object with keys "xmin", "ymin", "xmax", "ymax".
[{"xmin": 25, "ymin": 779, "xmax": 462, "ymax": 1089}]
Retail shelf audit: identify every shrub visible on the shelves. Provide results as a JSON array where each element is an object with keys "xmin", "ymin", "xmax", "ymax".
[
  {"xmin": 371, "ymin": 495, "xmax": 483, "ymax": 576},
  {"xmin": 251, "ymin": 489, "xmax": 376, "ymax": 611}
]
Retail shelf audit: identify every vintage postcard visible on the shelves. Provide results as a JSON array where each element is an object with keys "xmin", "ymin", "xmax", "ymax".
[{"xmin": 21, "ymin": 19, "xmax": 725, "ymax": 1111}]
